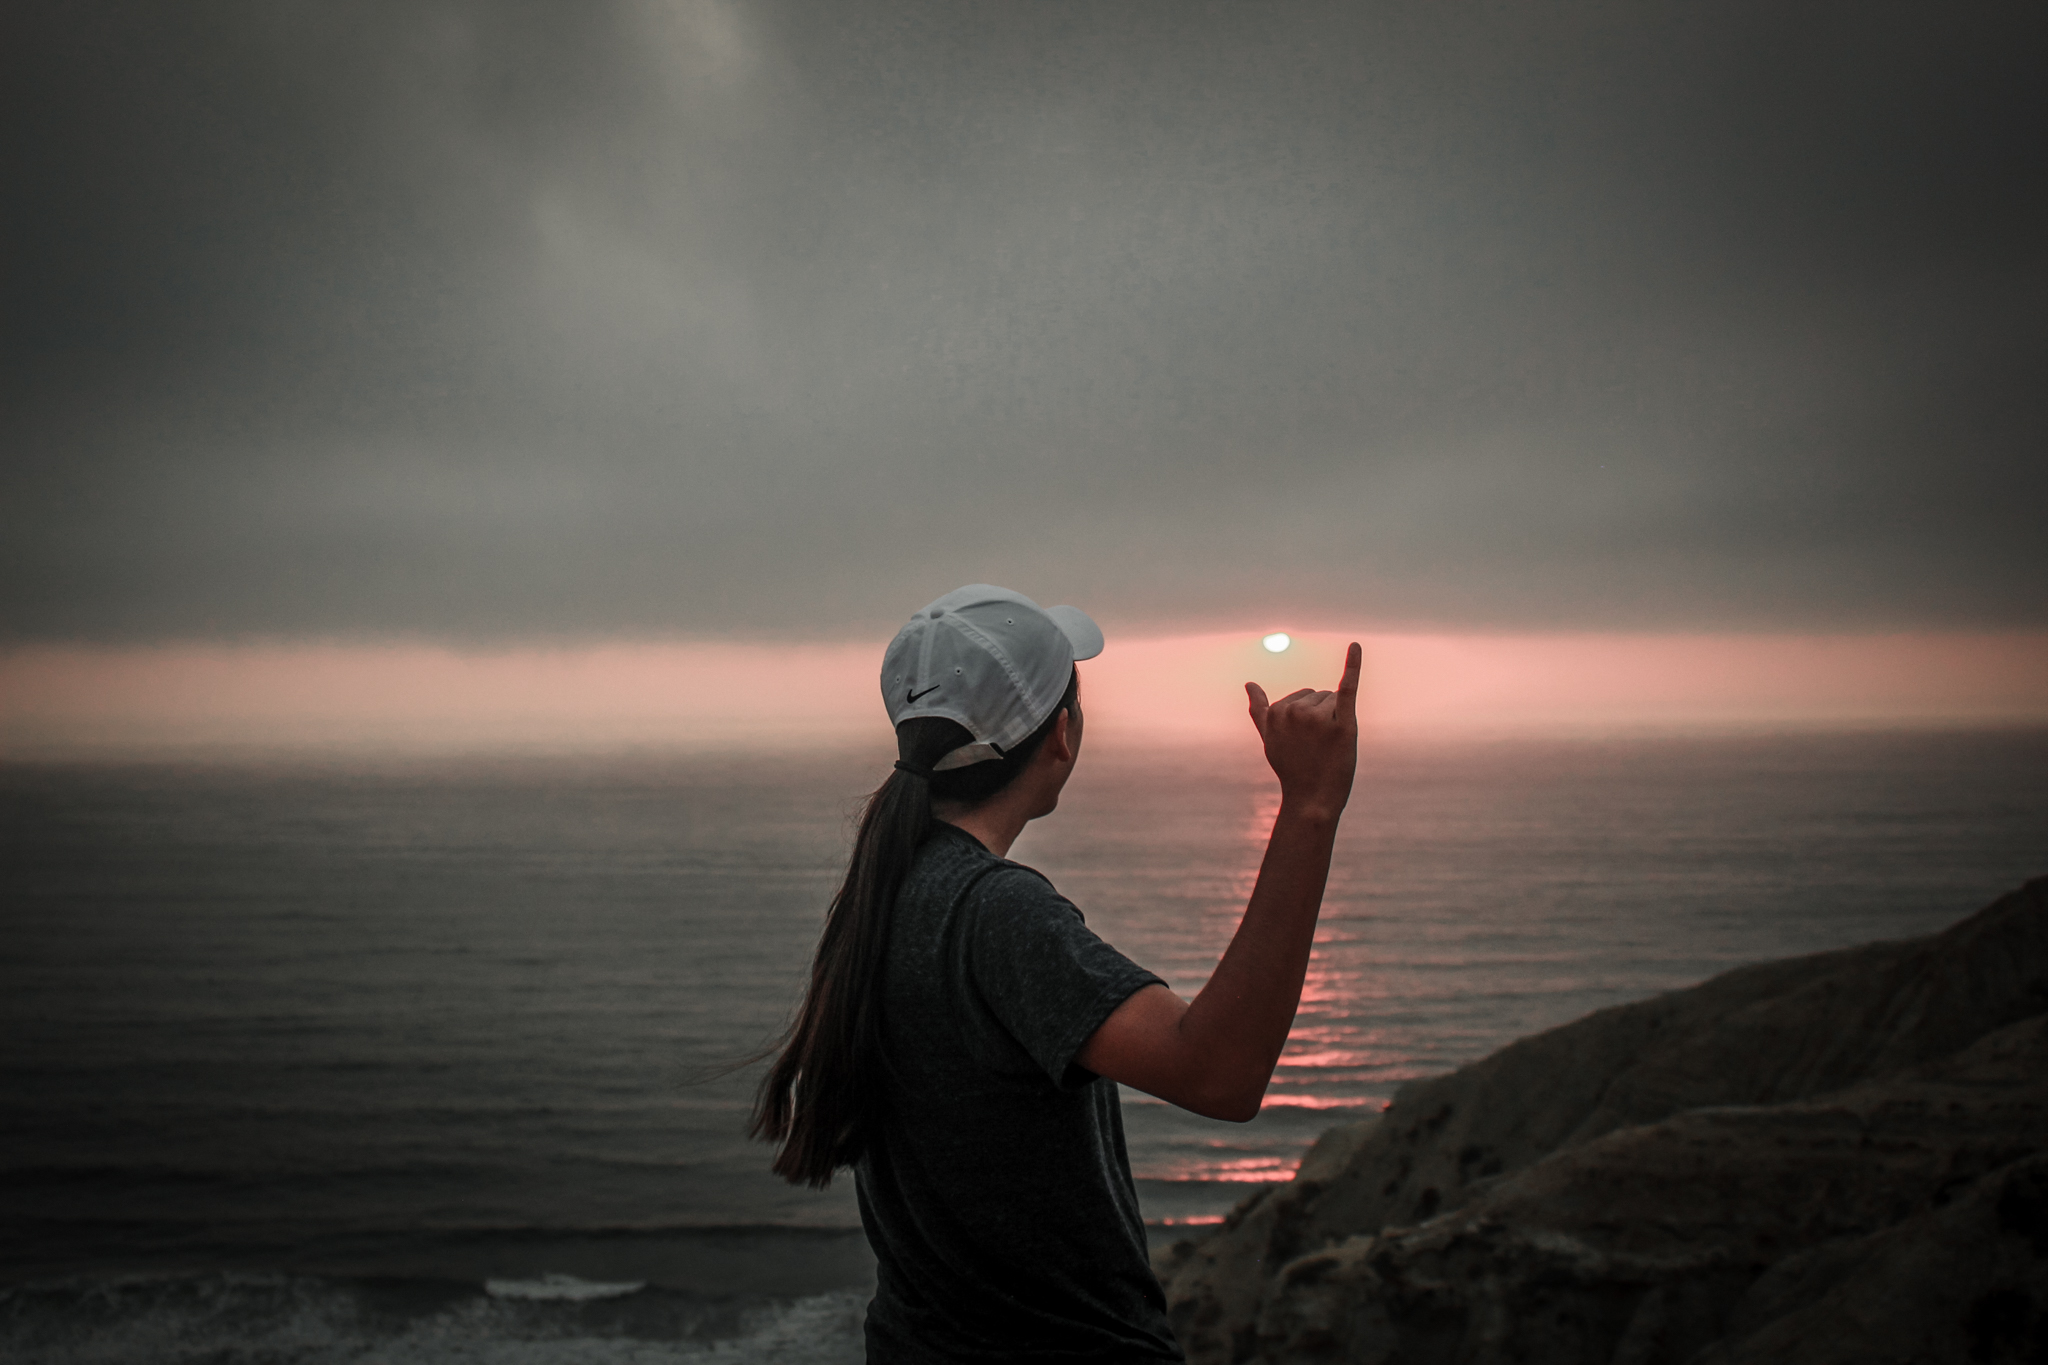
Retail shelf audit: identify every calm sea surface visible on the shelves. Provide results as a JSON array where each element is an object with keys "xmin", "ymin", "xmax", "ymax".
[{"xmin": 5, "ymin": 728, "xmax": 2045, "ymax": 1362}]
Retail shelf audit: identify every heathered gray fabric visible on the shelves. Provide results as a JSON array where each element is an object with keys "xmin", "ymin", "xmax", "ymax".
[{"xmin": 856, "ymin": 822, "xmax": 1182, "ymax": 1362}]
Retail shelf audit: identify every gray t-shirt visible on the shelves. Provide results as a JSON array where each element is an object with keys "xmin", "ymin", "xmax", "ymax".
[{"xmin": 856, "ymin": 822, "xmax": 1183, "ymax": 1362}]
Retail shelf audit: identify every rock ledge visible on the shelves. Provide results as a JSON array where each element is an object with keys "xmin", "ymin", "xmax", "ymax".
[{"xmin": 1158, "ymin": 877, "xmax": 2048, "ymax": 1364}]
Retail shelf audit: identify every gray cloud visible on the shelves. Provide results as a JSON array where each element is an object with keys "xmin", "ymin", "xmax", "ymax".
[{"xmin": 4, "ymin": 0, "xmax": 2043, "ymax": 641}]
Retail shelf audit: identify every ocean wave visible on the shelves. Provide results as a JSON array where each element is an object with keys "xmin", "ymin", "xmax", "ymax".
[
  {"xmin": 485, "ymin": 1273, "xmax": 646, "ymax": 1302},
  {"xmin": 0, "ymin": 1271, "xmax": 867, "ymax": 1365},
  {"xmin": 5, "ymin": 1214, "xmax": 869, "ymax": 1243}
]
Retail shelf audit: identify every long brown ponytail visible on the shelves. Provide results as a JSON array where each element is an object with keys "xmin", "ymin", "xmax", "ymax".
[{"xmin": 751, "ymin": 669, "xmax": 1079, "ymax": 1187}]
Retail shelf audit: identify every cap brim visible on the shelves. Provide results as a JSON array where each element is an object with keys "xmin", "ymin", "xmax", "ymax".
[{"xmin": 1045, "ymin": 605, "xmax": 1104, "ymax": 662}]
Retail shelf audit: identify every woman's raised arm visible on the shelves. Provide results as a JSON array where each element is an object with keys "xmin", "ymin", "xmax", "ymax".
[{"xmin": 1077, "ymin": 643, "xmax": 1361, "ymax": 1121}]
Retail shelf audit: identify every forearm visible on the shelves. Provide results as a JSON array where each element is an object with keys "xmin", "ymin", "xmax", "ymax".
[
  {"xmin": 1073, "ymin": 642, "xmax": 1360, "ymax": 1121},
  {"xmin": 1175, "ymin": 802, "xmax": 1339, "ymax": 1115}
]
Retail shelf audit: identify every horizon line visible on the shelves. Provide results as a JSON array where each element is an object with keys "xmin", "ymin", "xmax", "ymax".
[{"xmin": 5, "ymin": 629, "xmax": 2046, "ymax": 760}]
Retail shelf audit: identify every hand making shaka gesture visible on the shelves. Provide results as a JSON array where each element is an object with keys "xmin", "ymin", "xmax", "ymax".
[{"xmin": 1246, "ymin": 641, "xmax": 1361, "ymax": 822}]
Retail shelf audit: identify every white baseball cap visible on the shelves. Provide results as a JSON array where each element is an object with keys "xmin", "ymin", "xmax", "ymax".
[{"xmin": 881, "ymin": 584, "xmax": 1104, "ymax": 770}]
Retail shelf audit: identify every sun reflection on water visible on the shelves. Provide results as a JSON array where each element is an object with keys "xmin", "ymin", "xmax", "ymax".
[{"xmin": 1006, "ymin": 732, "xmax": 2048, "ymax": 1216}]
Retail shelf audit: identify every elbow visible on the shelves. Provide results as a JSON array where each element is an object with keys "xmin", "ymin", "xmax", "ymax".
[
  {"xmin": 1185, "ymin": 1082, "xmax": 1265, "ymax": 1124},
  {"xmin": 1167, "ymin": 1053, "xmax": 1275, "ymax": 1122}
]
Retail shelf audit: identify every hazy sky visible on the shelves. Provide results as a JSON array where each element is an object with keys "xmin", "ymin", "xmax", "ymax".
[{"xmin": 5, "ymin": 1, "xmax": 2043, "ymax": 643}]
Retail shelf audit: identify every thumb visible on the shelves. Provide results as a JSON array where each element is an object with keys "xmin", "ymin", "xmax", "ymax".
[{"xmin": 1245, "ymin": 681, "xmax": 1270, "ymax": 738}]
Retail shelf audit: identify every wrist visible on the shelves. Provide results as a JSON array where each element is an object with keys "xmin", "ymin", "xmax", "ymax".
[{"xmin": 1274, "ymin": 796, "xmax": 1344, "ymax": 829}]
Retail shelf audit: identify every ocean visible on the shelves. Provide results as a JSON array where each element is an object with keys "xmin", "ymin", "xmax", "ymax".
[{"xmin": 5, "ymin": 728, "xmax": 2045, "ymax": 1362}]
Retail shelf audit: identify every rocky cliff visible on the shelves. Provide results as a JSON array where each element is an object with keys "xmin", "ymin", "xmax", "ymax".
[{"xmin": 1157, "ymin": 877, "xmax": 2048, "ymax": 1364}]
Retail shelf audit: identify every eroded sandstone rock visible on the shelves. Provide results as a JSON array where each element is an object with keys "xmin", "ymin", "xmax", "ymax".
[
  {"xmin": 1698, "ymin": 1152, "xmax": 2048, "ymax": 1364},
  {"xmin": 1161, "ymin": 877, "xmax": 2048, "ymax": 1365},
  {"xmin": 1253, "ymin": 1012, "xmax": 2048, "ymax": 1362}
]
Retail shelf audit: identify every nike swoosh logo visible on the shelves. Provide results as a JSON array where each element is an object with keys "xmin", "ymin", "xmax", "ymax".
[{"xmin": 906, "ymin": 684, "xmax": 941, "ymax": 703}]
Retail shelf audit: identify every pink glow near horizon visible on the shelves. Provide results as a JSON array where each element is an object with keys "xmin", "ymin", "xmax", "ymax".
[
  {"xmin": 1085, "ymin": 630, "xmax": 2048, "ymax": 742},
  {"xmin": 3, "ymin": 630, "xmax": 2045, "ymax": 756}
]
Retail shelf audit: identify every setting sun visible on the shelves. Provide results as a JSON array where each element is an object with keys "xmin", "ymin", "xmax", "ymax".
[{"xmin": 1262, "ymin": 633, "xmax": 1292, "ymax": 653}]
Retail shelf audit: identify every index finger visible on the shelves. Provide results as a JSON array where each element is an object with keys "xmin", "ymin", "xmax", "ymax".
[{"xmin": 1336, "ymin": 642, "xmax": 1362, "ymax": 720}]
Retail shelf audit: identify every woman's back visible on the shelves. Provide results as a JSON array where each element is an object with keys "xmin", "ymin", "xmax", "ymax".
[
  {"xmin": 856, "ymin": 823, "xmax": 1180, "ymax": 1361},
  {"xmin": 754, "ymin": 584, "xmax": 1358, "ymax": 1361}
]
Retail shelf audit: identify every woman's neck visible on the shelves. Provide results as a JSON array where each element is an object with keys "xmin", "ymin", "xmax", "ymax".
[
  {"xmin": 936, "ymin": 806, "xmax": 1030, "ymax": 859},
  {"xmin": 928, "ymin": 721, "xmax": 1074, "ymax": 858}
]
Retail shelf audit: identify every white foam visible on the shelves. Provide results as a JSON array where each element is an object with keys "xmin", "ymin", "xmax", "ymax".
[
  {"xmin": 483, "ymin": 1273, "xmax": 646, "ymax": 1302},
  {"xmin": 1, "ymin": 1275, "xmax": 868, "ymax": 1365}
]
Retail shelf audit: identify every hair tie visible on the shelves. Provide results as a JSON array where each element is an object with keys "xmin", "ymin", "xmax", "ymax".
[{"xmin": 893, "ymin": 758, "xmax": 933, "ymax": 781}]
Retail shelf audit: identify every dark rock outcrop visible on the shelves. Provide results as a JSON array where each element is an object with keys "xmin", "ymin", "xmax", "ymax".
[{"xmin": 1157, "ymin": 877, "xmax": 2048, "ymax": 1364}]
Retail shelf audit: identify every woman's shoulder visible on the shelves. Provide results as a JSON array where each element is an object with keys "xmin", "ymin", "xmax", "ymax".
[
  {"xmin": 901, "ymin": 823, "xmax": 1002, "ymax": 903},
  {"xmin": 960, "ymin": 856, "xmax": 1083, "ymax": 930},
  {"xmin": 910, "ymin": 826, "xmax": 1070, "ymax": 918}
]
